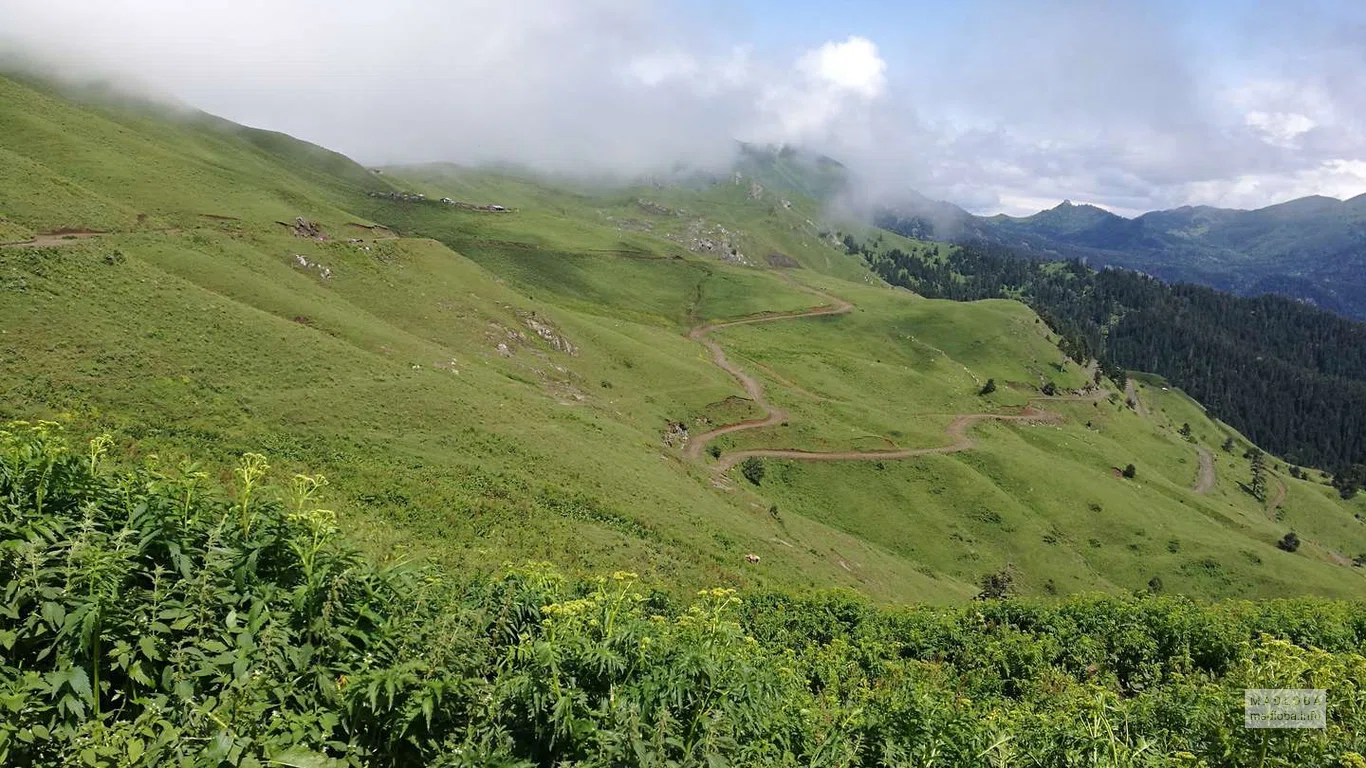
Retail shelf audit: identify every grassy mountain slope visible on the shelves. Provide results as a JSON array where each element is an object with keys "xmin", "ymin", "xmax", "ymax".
[
  {"xmin": 0, "ymin": 74, "xmax": 390, "ymax": 235},
  {"xmin": 3, "ymin": 73, "xmax": 1365, "ymax": 602}
]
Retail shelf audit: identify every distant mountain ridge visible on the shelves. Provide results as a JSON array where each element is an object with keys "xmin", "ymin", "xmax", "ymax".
[{"xmin": 877, "ymin": 194, "xmax": 1366, "ymax": 320}]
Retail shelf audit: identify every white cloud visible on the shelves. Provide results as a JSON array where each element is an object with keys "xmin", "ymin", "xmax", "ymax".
[
  {"xmin": 0, "ymin": 0, "xmax": 896, "ymax": 178},
  {"xmin": 627, "ymin": 51, "xmax": 700, "ymax": 88},
  {"xmin": 1244, "ymin": 111, "xmax": 1317, "ymax": 147},
  {"xmin": 797, "ymin": 36, "xmax": 886, "ymax": 99},
  {"xmin": 750, "ymin": 37, "xmax": 887, "ymax": 148},
  {"xmin": 1183, "ymin": 159, "xmax": 1366, "ymax": 210},
  {"xmin": 0, "ymin": 0, "xmax": 755, "ymax": 174},
  {"xmin": 624, "ymin": 46, "xmax": 752, "ymax": 95}
]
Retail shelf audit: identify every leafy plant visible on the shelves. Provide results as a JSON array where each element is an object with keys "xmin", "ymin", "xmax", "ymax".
[{"xmin": 975, "ymin": 568, "xmax": 1014, "ymax": 600}]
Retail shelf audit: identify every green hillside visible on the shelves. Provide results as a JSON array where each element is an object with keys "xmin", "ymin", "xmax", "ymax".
[
  {"xmin": 3, "ymin": 71, "xmax": 1366, "ymax": 609},
  {"xmin": 0, "ymin": 76, "xmax": 390, "ymax": 236}
]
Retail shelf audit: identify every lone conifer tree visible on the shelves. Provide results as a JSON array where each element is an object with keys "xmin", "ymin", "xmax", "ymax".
[{"xmin": 1250, "ymin": 450, "xmax": 1267, "ymax": 500}]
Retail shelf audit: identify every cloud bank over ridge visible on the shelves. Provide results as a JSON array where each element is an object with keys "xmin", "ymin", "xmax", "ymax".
[{"xmin": 1, "ymin": 0, "xmax": 1363, "ymax": 215}]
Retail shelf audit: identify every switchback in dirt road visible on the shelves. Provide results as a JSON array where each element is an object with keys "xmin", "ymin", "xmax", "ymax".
[
  {"xmin": 685, "ymin": 284, "xmax": 1106, "ymax": 474},
  {"xmin": 682, "ymin": 290, "xmax": 852, "ymax": 461}
]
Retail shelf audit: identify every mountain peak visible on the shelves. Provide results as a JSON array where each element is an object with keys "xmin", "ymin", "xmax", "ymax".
[
  {"xmin": 1030, "ymin": 200, "xmax": 1125, "ymax": 227},
  {"xmin": 1047, "ymin": 199, "xmax": 1115, "ymax": 215},
  {"xmin": 1257, "ymin": 194, "xmax": 1345, "ymax": 217}
]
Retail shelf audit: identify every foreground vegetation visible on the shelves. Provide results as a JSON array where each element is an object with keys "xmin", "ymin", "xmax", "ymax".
[{"xmin": 5, "ymin": 423, "xmax": 1366, "ymax": 767}]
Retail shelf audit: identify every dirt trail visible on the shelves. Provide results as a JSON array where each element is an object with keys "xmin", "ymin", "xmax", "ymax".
[
  {"xmin": 712, "ymin": 402, "xmax": 1077, "ymax": 473},
  {"xmin": 0, "ymin": 231, "xmax": 109, "ymax": 248},
  {"xmin": 346, "ymin": 222, "xmax": 401, "ymax": 241},
  {"xmin": 684, "ymin": 285, "xmax": 1105, "ymax": 472},
  {"xmin": 0, "ymin": 227, "xmax": 189, "ymax": 249},
  {"xmin": 1194, "ymin": 447, "xmax": 1216, "ymax": 494},
  {"xmin": 1125, "ymin": 379, "xmax": 1150, "ymax": 419},
  {"xmin": 1267, "ymin": 477, "xmax": 1288, "ymax": 513}
]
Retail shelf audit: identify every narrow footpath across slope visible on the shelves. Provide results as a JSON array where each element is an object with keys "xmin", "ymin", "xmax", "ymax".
[
  {"xmin": 1194, "ymin": 447, "xmax": 1216, "ymax": 494},
  {"xmin": 1268, "ymin": 477, "xmax": 1288, "ymax": 514},
  {"xmin": 1125, "ymin": 379, "xmax": 1150, "ymax": 419},
  {"xmin": 0, "ymin": 231, "xmax": 108, "ymax": 248}
]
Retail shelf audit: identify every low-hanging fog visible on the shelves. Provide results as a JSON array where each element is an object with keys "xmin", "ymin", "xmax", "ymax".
[{"xmin": 1, "ymin": 0, "xmax": 1364, "ymax": 216}]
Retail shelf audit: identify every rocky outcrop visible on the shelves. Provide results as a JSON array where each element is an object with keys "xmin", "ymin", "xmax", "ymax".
[
  {"xmin": 288, "ymin": 217, "xmax": 324, "ymax": 239},
  {"xmin": 519, "ymin": 312, "xmax": 578, "ymax": 355}
]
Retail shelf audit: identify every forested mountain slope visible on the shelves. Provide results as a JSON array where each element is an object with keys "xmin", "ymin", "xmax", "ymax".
[{"xmin": 879, "ymin": 195, "xmax": 1366, "ymax": 320}]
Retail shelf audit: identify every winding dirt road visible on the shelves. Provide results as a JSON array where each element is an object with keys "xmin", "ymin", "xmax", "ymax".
[
  {"xmin": 682, "ymin": 291, "xmax": 852, "ymax": 461},
  {"xmin": 711, "ymin": 403, "xmax": 1072, "ymax": 473},
  {"xmin": 684, "ymin": 286, "xmax": 1102, "ymax": 473}
]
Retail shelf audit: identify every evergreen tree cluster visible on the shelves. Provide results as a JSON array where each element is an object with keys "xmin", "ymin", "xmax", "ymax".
[
  {"xmin": 862, "ymin": 225, "xmax": 1366, "ymax": 469},
  {"xmin": 1336, "ymin": 464, "xmax": 1366, "ymax": 500}
]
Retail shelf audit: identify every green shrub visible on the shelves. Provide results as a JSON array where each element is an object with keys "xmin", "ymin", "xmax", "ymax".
[
  {"xmin": 740, "ymin": 456, "xmax": 765, "ymax": 485},
  {"xmin": 975, "ymin": 568, "xmax": 1014, "ymax": 600}
]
